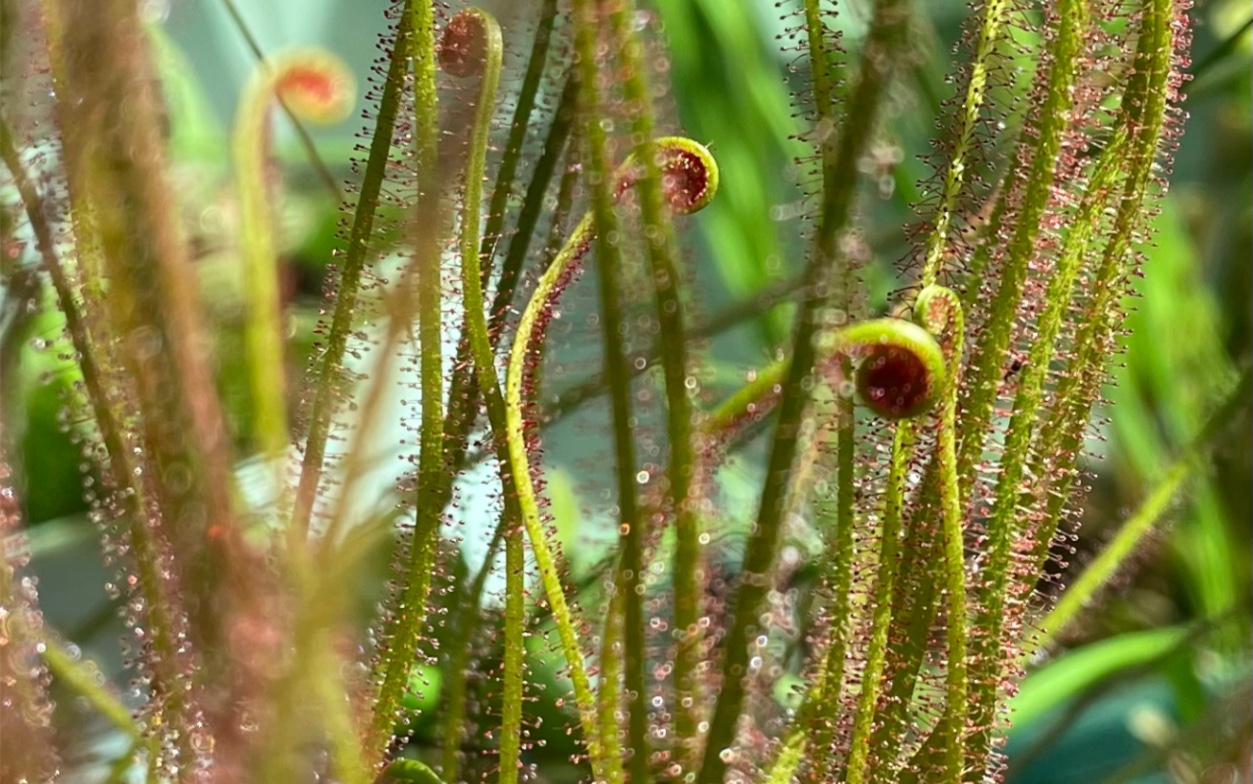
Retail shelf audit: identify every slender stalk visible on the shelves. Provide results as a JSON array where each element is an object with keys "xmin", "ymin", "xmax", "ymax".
[
  {"xmin": 865, "ymin": 466, "xmax": 945, "ymax": 783},
  {"xmin": 953, "ymin": 0, "xmax": 1089, "ymax": 497},
  {"xmin": 432, "ymin": 70, "xmax": 581, "ymax": 783},
  {"xmin": 433, "ymin": 2, "xmax": 568, "ymax": 528},
  {"xmin": 293, "ymin": 4, "xmax": 417, "ymax": 536},
  {"xmin": 797, "ymin": 3, "xmax": 857, "ymax": 773},
  {"xmin": 504, "ymin": 208, "xmax": 616, "ymax": 783},
  {"xmin": 438, "ymin": 516, "xmax": 502, "ymax": 776},
  {"xmin": 843, "ymin": 423, "xmax": 916, "ymax": 783},
  {"xmin": 477, "ymin": 0, "xmax": 560, "ymax": 279},
  {"xmin": 40, "ymin": 640, "xmax": 141, "ymax": 741},
  {"xmin": 697, "ymin": 0, "xmax": 912, "ymax": 778},
  {"xmin": 501, "ymin": 137, "xmax": 716, "ymax": 784},
  {"xmin": 406, "ymin": 72, "xmax": 578, "ymax": 774},
  {"xmin": 958, "ymin": 0, "xmax": 1102, "ymax": 771},
  {"xmin": 1025, "ymin": 0, "xmax": 1179, "ymax": 576},
  {"xmin": 572, "ymin": 2, "xmax": 645, "ymax": 779},
  {"xmin": 597, "ymin": 586, "xmax": 628, "ymax": 779},
  {"xmin": 218, "ymin": 0, "xmax": 342, "ymax": 199},
  {"xmin": 968, "ymin": 123, "xmax": 1128, "ymax": 736},
  {"xmin": 363, "ymin": 2, "xmax": 436, "ymax": 761},
  {"xmin": 604, "ymin": 5, "xmax": 704, "ymax": 763},
  {"xmin": 0, "ymin": 115, "xmax": 184, "ymax": 729},
  {"xmin": 260, "ymin": 549, "xmax": 366, "ymax": 784},
  {"xmin": 234, "ymin": 50, "xmax": 352, "ymax": 462},
  {"xmin": 315, "ymin": 634, "xmax": 369, "ymax": 784},
  {"xmin": 487, "ymin": 68, "xmax": 580, "ymax": 345},
  {"xmin": 728, "ymin": 317, "xmax": 948, "ymax": 784},
  {"xmin": 919, "ymin": 0, "xmax": 1014, "ymax": 287},
  {"xmin": 234, "ymin": 63, "xmax": 292, "ymax": 463},
  {"xmin": 430, "ymin": 12, "xmax": 529, "ymax": 783},
  {"xmin": 55, "ymin": 0, "xmax": 243, "ymax": 666},
  {"xmin": 918, "ymin": 286, "xmax": 969, "ymax": 784}
]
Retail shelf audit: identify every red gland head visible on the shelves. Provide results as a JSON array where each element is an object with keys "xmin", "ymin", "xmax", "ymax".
[
  {"xmin": 439, "ymin": 11, "xmax": 488, "ymax": 78},
  {"xmin": 856, "ymin": 343, "xmax": 936, "ymax": 420},
  {"xmin": 271, "ymin": 50, "xmax": 356, "ymax": 124},
  {"xmin": 655, "ymin": 137, "xmax": 719, "ymax": 215}
]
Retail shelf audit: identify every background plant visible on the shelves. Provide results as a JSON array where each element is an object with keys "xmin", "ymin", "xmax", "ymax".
[{"xmin": 0, "ymin": 1, "xmax": 1249, "ymax": 784}]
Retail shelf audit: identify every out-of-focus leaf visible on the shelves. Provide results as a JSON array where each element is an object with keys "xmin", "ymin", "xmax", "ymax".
[{"xmin": 1011, "ymin": 627, "xmax": 1187, "ymax": 731}]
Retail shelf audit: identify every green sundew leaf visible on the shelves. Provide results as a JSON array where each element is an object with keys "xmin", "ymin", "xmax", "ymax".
[{"xmin": 1011, "ymin": 627, "xmax": 1188, "ymax": 731}]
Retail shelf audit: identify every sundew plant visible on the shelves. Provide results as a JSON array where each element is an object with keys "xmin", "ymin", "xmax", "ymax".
[{"xmin": 0, "ymin": 0, "xmax": 1242, "ymax": 782}]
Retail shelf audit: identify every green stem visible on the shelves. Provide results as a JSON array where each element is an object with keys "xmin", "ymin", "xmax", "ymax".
[
  {"xmin": 486, "ymin": 68, "xmax": 580, "ymax": 345},
  {"xmin": 1026, "ymin": 0, "xmax": 1178, "ymax": 579},
  {"xmin": 234, "ymin": 50, "xmax": 351, "ymax": 462},
  {"xmin": 234, "ymin": 64, "xmax": 290, "ymax": 462},
  {"xmin": 502, "ymin": 136, "xmax": 716, "ymax": 784},
  {"xmin": 802, "ymin": 0, "xmax": 837, "ymax": 123},
  {"xmin": 419, "ymin": 75, "xmax": 579, "ymax": 774},
  {"xmin": 504, "ymin": 211, "xmax": 613, "ymax": 784},
  {"xmin": 362, "ymin": 1, "xmax": 435, "ymax": 762},
  {"xmin": 218, "ymin": 0, "xmax": 342, "ymax": 199},
  {"xmin": 436, "ymin": 69, "xmax": 580, "ymax": 784},
  {"xmin": 41, "ymin": 639, "xmax": 141, "ymax": 741},
  {"xmin": 430, "ymin": 12, "xmax": 528, "ymax": 783},
  {"xmin": 919, "ymin": 0, "xmax": 1013, "ymax": 287},
  {"xmin": 571, "ymin": 3, "xmax": 644, "ymax": 779},
  {"xmin": 318, "ymin": 637, "xmax": 369, "ymax": 784},
  {"xmin": 477, "ymin": 0, "xmax": 559, "ymax": 280},
  {"xmin": 952, "ymin": 0, "xmax": 1089, "ymax": 500},
  {"xmin": 430, "ymin": 4, "xmax": 568, "ymax": 559},
  {"xmin": 439, "ymin": 515, "xmax": 502, "ymax": 775},
  {"xmin": 438, "ymin": 102, "xmax": 579, "ymax": 781},
  {"xmin": 727, "ymin": 317, "xmax": 948, "ymax": 784},
  {"xmin": 605, "ymin": 2, "xmax": 703, "ymax": 769},
  {"xmin": 866, "ymin": 470, "xmax": 945, "ymax": 784},
  {"xmin": 972, "ymin": 124, "xmax": 1127, "ymax": 677},
  {"xmin": 54, "ymin": 0, "xmax": 241, "ymax": 690},
  {"xmin": 801, "ymin": 2, "xmax": 857, "ymax": 773},
  {"xmin": 0, "ymin": 115, "xmax": 183, "ymax": 728},
  {"xmin": 696, "ymin": 0, "xmax": 911, "ymax": 777},
  {"xmin": 293, "ymin": 3, "xmax": 417, "ymax": 536},
  {"xmin": 502, "ymin": 515, "xmax": 526, "ymax": 784},
  {"xmin": 914, "ymin": 286, "xmax": 969, "ymax": 783},
  {"xmin": 959, "ymin": 0, "xmax": 1096, "ymax": 770},
  {"xmin": 597, "ymin": 586, "xmax": 627, "ymax": 778},
  {"xmin": 843, "ymin": 423, "xmax": 916, "ymax": 784}
]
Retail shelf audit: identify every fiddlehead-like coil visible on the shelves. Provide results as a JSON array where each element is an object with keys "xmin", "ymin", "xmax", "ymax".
[
  {"xmin": 829, "ymin": 318, "xmax": 947, "ymax": 420},
  {"xmin": 501, "ymin": 136, "xmax": 717, "ymax": 783},
  {"xmin": 234, "ymin": 49, "xmax": 353, "ymax": 463}
]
